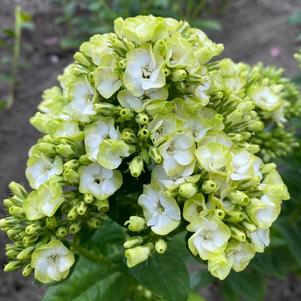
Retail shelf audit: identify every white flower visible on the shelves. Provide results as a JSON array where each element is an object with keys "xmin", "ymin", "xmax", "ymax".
[
  {"xmin": 117, "ymin": 87, "xmax": 168, "ymax": 112},
  {"xmin": 84, "ymin": 117, "xmax": 119, "ymax": 161},
  {"xmin": 208, "ymin": 254, "xmax": 232, "ymax": 280},
  {"xmin": 249, "ymin": 228, "xmax": 270, "ymax": 253},
  {"xmin": 123, "ymin": 47, "xmax": 165, "ymax": 97},
  {"xmin": 63, "ymin": 78, "xmax": 96, "ymax": 122},
  {"xmin": 159, "ymin": 132, "xmax": 196, "ymax": 177},
  {"xmin": 187, "ymin": 216, "xmax": 231, "ymax": 260},
  {"xmin": 26, "ymin": 155, "xmax": 63, "ymax": 189},
  {"xmin": 31, "ymin": 240, "xmax": 75, "ymax": 284},
  {"xmin": 79, "ymin": 163, "xmax": 122, "ymax": 200},
  {"xmin": 230, "ymin": 150, "xmax": 262, "ymax": 181},
  {"xmin": 138, "ymin": 184, "xmax": 181, "ymax": 235}
]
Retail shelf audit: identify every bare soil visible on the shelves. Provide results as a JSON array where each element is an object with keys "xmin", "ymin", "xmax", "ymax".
[{"xmin": 1, "ymin": 0, "xmax": 301, "ymax": 300}]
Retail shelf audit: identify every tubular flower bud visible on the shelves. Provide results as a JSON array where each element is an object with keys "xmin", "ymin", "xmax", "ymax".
[
  {"xmin": 202, "ymin": 180, "xmax": 217, "ymax": 194},
  {"xmin": 228, "ymin": 191, "xmax": 250, "ymax": 206},
  {"xmin": 123, "ymin": 236, "xmax": 144, "ymax": 249},
  {"xmin": 155, "ymin": 239, "xmax": 167, "ymax": 254},
  {"xmin": 125, "ymin": 244, "xmax": 153, "ymax": 268},
  {"xmin": 8, "ymin": 182, "xmax": 28, "ymax": 199},
  {"xmin": 129, "ymin": 156, "xmax": 144, "ymax": 178},
  {"xmin": 179, "ymin": 183, "xmax": 198, "ymax": 198},
  {"xmin": 125, "ymin": 216, "xmax": 146, "ymax": 232}
]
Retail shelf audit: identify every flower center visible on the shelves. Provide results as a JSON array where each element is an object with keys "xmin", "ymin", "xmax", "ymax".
[
  {"xmin": 142, "ymin": 66, "xmax": 153, "ymax": 79},
  {"xmin": 203, "ymin": 231, "xmax": 212, "ymax": 241}
]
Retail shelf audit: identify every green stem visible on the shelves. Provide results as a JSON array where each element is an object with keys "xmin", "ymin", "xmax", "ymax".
[
  {"xmin": 71, "ymin": 242, "xmax": 115, "ymax": 266},
  {"xmin": 6, "ymin": 5, "xmax": 22, "ymax": 109}
]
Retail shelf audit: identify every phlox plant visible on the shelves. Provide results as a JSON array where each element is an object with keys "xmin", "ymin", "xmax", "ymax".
[{"xmin": 1, "ymin": 16, "xmax": 301, "ymax": 301}]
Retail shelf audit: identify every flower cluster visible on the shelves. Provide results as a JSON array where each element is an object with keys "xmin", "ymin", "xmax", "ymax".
[{"xmin": 0, "ymin": 16, "xmax": 297, "ymax": 283}]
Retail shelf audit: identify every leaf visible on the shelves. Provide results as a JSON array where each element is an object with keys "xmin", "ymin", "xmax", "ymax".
[
  {"xmin": 192, "ymin": 19, "xmax": 221, "ymax": 31},
  {"xmin": 43, "ymin": 257, "xmax": 132, "ymax": 301},
  {"xmin": 190, "ymin": 268, "xmax": 214, "ymax": 290},
  {"xmin": 274, "ymin": 220, "xmax": 301, "ymax": 267},
  {"xmin": 224, "ymin": 269, "xmax": 266, "ymax": 301},
  {"xmin": 221, "ymin": 283, "xmax": 239, "ymax": 301},
  {"xmin": 130, "ymin": 239, "xmax": 190, "ymax": 301},
  {"xmin": 288, "ymin": 11, "xmax": 301, "ymax": 25}
]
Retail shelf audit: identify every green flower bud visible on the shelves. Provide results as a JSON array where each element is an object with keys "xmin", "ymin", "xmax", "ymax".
[
  {"xmin": 242, "ymin": 221, "xmax": 257, "ymax": 232},
  {"xmin": 4, "ymin": 261, "xmax": 21, "ymax": 272},
  {"xmin": 123, "ymin": 236, "xmax": 144, "ymax": 249},
  {"xmin": 125, "ymin": 244, "xmax": 153, "ymax": 268},
  {"xmin": 226, "ymin": 109, "xmax": 243, "ymax": 126},
  {"xmin": 95, "ymin": 199, "xmax": 109, "ymax": 212},
  {"xmin": 202, "ymin": 180, "xmax": 217, "ymax": 194},
  {"xmin": 225, "ymin": 211, "xmax": 245, "ymax": 223},
  {"xmin": 243, "ymin": 143, "xmax": 260, "ymax": 154},
  {"xmin": 46, "ymin": 216, "xmax": 58, "ymax": 229},
  {"xmin": 64, "ymin": 159, "xmax": 79, "ymax": 170},
  {"xmin": 125, "ymin": 216, "xmax": 146, "ymax": 232},
  {"xmin": 63, "ymin": 169, "xmax": 79, "ymax": 184},
  {"xmin": 69, "ymin": 223, "xmax": 81, "ymax": 234},
  {"xmin": 37, "ymin": 143, "xmax": 56, "ymax": 156},
  {"xmin": 67, "ymin": 206, "xmax": 78, "ymax": 221},
  {"xmin": 17, "ymin": 246, "xmax": 35, "ymax": 261},
  {"xmin": 94, "ymin": 103, "xmax": 116, "ymax": 115},
  {"xmin": 56, "ymin": 144, "xmax": 74, "ymax": 157},
  {"xmin": 149, "ymin": 146, "xmax": 162, "ymax": 164},
  {"xmin": 0, "ymin": 217, "xmax": 15, "ymax": 230},
  {"xmin": 22, "ymin": 264, "xmax": 33, "ymax": 277},
  {"xmin": 56, "ymin": 227, "xmax": 68, "ymax": 238},
  {"xmin": 248, "ymin": 120, "xmax": 264, "ymax": 132},
  {"xmin": 214, "ymin": 209, "xmax": 225, "ymax": 220},
  {"xmin": 121, "ymin": 129, "xmax": 137, "ymax": 144},
  {"xmin": 9, "ymin": 206, "xmax": 24, "ymax": 218},
  {"xmin": 84, "ymin": 193, "xmax": 94, "ymax": 204},
  {"xmin": 6, "ymin": 249, "xmax": 18, "ymax": 259},
  {"xmin": 171, "ymin": 69, "xmax": 187, "ymax": 82},
  {"xmin": 120, "ymin": 108, "xmax": 134, "ymax": 121},
  {"xmin": 135, "ymin": 113, "xmax": 149, "ymax": 125},
  {"xmin": 25, "ymin": 224, "xmax": 41, "ymax": 236},
  {"xmin": 79, "ymin": 154, "xmax": 92, "ymax": 165},
  {"xmin": 87, "ymin": 217, "xmax": 101, "ymax": 229},
  {"xmin": 73, "ymin": 51, "xmax": 92, "ymax": 68},
  {"xmin": 261, "ymin": 163, "xmax": 276, "ymax": 174},
  {"xmin": 23, "ymin": 235, "xmax": 39, "ymax": 247},
  {"xmin": 155, "ymin": 239, "xmax": 167, "ymax": 254},
  {"xmin": 129, "ymin": 156, "xmax": 144, "ymax": 177},
  {"xmin": 77, "ymin": 202, "xmax": 87, "ymax": 216},
  {"xmin": 144, "ymin": 290, "xmax": 152, "ymax": 299},
  {"xmin": 230, "ymin": 227, "xmax": 246, "ymax": 242},
  {"xmin": 179, "ymin": 183, "xmax": 198, "ymax": 198},
  {"xmin": 228, "ymin": 191, "xmax": 250, "ymax": 207},
  {"xmin": 8, "ymin": 182, "xmax": 28, "ymax": 199},
  {"xmin": 3, "ymin": 198, "xmax": 14, "ymax": 208},
  {"xmin": 138, "ymin": 128, "xmax": 150, "ymax": 141}
]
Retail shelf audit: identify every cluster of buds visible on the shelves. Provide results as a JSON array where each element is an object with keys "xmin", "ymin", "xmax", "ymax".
[{"xmin": 0, "ymin": 16, "xmax": 297, "ymax": 283}]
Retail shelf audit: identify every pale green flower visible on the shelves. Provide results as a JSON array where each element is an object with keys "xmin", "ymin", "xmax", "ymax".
[
  {"xmin": 166, "ymin": 33, "xmax": 195, "ymax": 68},
  {"xmin": 114, "ymin": 16, "xmax": 169, "ymax": 44},
  {"xmin": 125, "ymin": 244, "xmax": 152, "ymax": 268},
  {"xmin": 195, "ymin": 142, "xmax": 229, "ymax": 174},
  {"xmin": 247, "ymin": 197, "xmax": 281, "ymax": 229},
  {"xmin": 138, "ymin": 184, "xmax": 181, "ymax": 235},
  {"xmin": 84, "ymin": 117, "xmax": 119, "ymax": 161},
  {"xmin": 249, "ymin": 228, "xmax": 270, "ymax": 253},
  {"xmin": 117, "ymin": 87, "xmax": 168, "ymax": 112},
  {"xmin": 187, "ymin": 216, "xmax": 231, "ymax": 260},
  {"xmin": 123, "ymin": 47, "xmax": 165, "ymax": 97},
  {"xmin": 229, "ymin": 150, "xmax": 262, "ymax": 181},
  {"xmin": 93, "ymin": 53, "xmax": 122, "ymax": 99},
  {"xmin": 97, "ymin": 139, "xmax": 130, "ymax": 169},
  {"xmin": 26, "ymin": 154, "xmax": 63, "ymax": 189},
  {"xmin": 159, "ymin": 132, "xmax": 196, "ymax": 177},
  {"xmin": 208, "ymin": 254, "xmax": 232, "ymax": 280},
  {"xmin": 183, "ymin": 193, "xmax": 206, "ymax": 223},
  {"xmin": 79, "ymin": 163, "xmax": 122, "ymax": 200},
  {"xmin": 80, "ymin": 33, "xmax": 114, "ymax": 66},
  {"xmin": 31, "ymin": 240, "xmax": 75, "ymax": 284},
  {"xmin": 225, "ymin": 241, "xmax": 255, "ymax": 272},
  {"xmin": 63, "ymin": 77, "xmax": 96, "ymax": 122},
  {"xmin": 23, "ymin": 180, "xmax": 64, "ymax": 221}
]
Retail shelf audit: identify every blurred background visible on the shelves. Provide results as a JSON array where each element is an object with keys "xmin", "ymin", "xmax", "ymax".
[{"xmin": 1, "ymin": 0, "xmax": 301, "ymax": 300}]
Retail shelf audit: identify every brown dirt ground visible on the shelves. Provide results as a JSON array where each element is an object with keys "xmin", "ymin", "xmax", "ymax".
[{"xmin": 1, "ymin": 0, "xmax": 301, "ymax": 300}]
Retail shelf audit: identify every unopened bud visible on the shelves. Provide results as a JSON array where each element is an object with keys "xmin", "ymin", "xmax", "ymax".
[
  {"xmin": 179, "ymin": 183, "xmax": 197, "ymax": 198},
  {"xmin": 125, "ymin": 244, "xmax": 153, "ymax": 268},
  {"xmin": 46, "ymin": 216, "xmax": 58, "ymax": 229},
  {"xmin": 138, "ymin": 128, "xmax": 150, "ymax": 141},
  {"xmin": 135, "ymin": 113, "xmax": 149, "ymax": 125},
  {"xmin": 171, "ymin": 69, "xmax": 186, "ymax": 82},
  {"xmin": 149, "ymin": 147, "xmax": 162, "ymax": 164},
  {"xmin": 84, "ymin": 193, "xmax": 94, "ymax": 204},
  {"xmin": 4, "ymin": 261, "xmax": 21, "ymax": 272},
  {"xmin": 56, "ymin": 227, "xmax": 68, "ymax": 238},
  {"xmin": 125, "ymin": 216, "xmax": 146, "ymax": 232},
  {"xmin": 87, "ymin": 217, "xmax": 101, "ymax": 229},
  {"xmin": 9, "ymin": 182, "xmax": 27, "ymax": 199},
  {"xmin": 123, "ymin": 236, "xmax": 144, "ymax": 249},
  {"xmin": 155, "ymin": 239, "xmax": 167, "ymax": 254},
  {"xmin": 225, "ymin": 211, "xmax": 245, "ymax": 223},
  {"xmin": 214, "ymin": 209, "xmax": 225, "ymax": 219},
  {"xmin": 17, "ymin": 246, "xmax": 35, "ymax": 260},
  {"xmin": 202, "ymin": 180, "xmax": 217, "ymax": 194},
  {"xmin": 64, "ymin": 159, "xmax": 79, "ymax": 170},
  {"xmin": 94, "ymin": 103, "xmax": 116, "ymax": 115},
  {"xmin": 95, "ymin": 199, "xmax": 109, "ymax": 212},
  {"xmin": 228, "ymin": 191, "xmax": 250, "ymax": 206},
  {"xmin": 129, "ymin": 156, "xmax": 144, "ymax": 177},
  {"xmin": 77, "ymin": 202, "xmax": 87, "ymax": 216},
  {"xmin": 9, "ymin": 206, "xmax": 24, "ymax": 218},
  {"xmin": 25, "ymin": 224, "xmax": 41, "ymax": 235},
  {"xmin": 230, "ymin": 227, "xmax": 246, "ymax": 242},
  {"xmin": 79, "ymin": 154, "xmax": 92, "ymax": 165},
  {"xmin": 261, "ymin": 163, "xmax": 276, "ymax": 174},
  {"xmin": 22, "ymin": 264, "xmax": 33, "ymax": 277},
  {"xmin": 120, "ymin": 108, "xmax": 134, "ymax": 121},
  {"xmin": 63, "ymin": 169, "xmax": 79, "ymax": 184},
  {"xmin": 73, "ymin": 52, "xmax": 92, "ymax": 68},
  {"xmin": 37, "ymin": 142, "xmax": 56, "ymax": 156},
  {"xmin": 121, "ymin": 129, "xmax": 137, "ymax": 144},
  {"xmin": 69, "ymin": 223, "xmax": 81, "ymax": 234},
  {"xmin": 56, "ymin": 144, "xmax": 74, "ymax": 157}
]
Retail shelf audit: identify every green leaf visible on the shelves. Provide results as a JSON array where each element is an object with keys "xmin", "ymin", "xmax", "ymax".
[
  {"xmin": 43, "ymin": 257, "xmax": 133, "ymax": 301},
  {"xmin": 190, "ymin": 268, "xmax": 214, "ymax": 290},
  {"xmin": 187, "ymin": 292, "xmax": 207, "ymax": 301},
  {"xmin": 130, "ymin": 238, "xmax": 190, "ymax": 301},
  {"xmin": 224, "ymin": 269, "xmax": 266, "ymax": 301},
  {"xmin": 274, "ymin": 220, "xmax": 301, "ymax": 267}
]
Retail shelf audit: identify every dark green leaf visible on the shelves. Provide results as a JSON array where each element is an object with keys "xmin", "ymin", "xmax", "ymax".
[
  {"xmin": 130, "ymin": 241, "xmax": 190, "ymax": 301},
  {"xmin": 224, "ymin": 269, "xmax": 266, "ymax": 301},
  {"xmin": 190, "ymin": 268, "xmax": 214, "ymax": 290}
]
